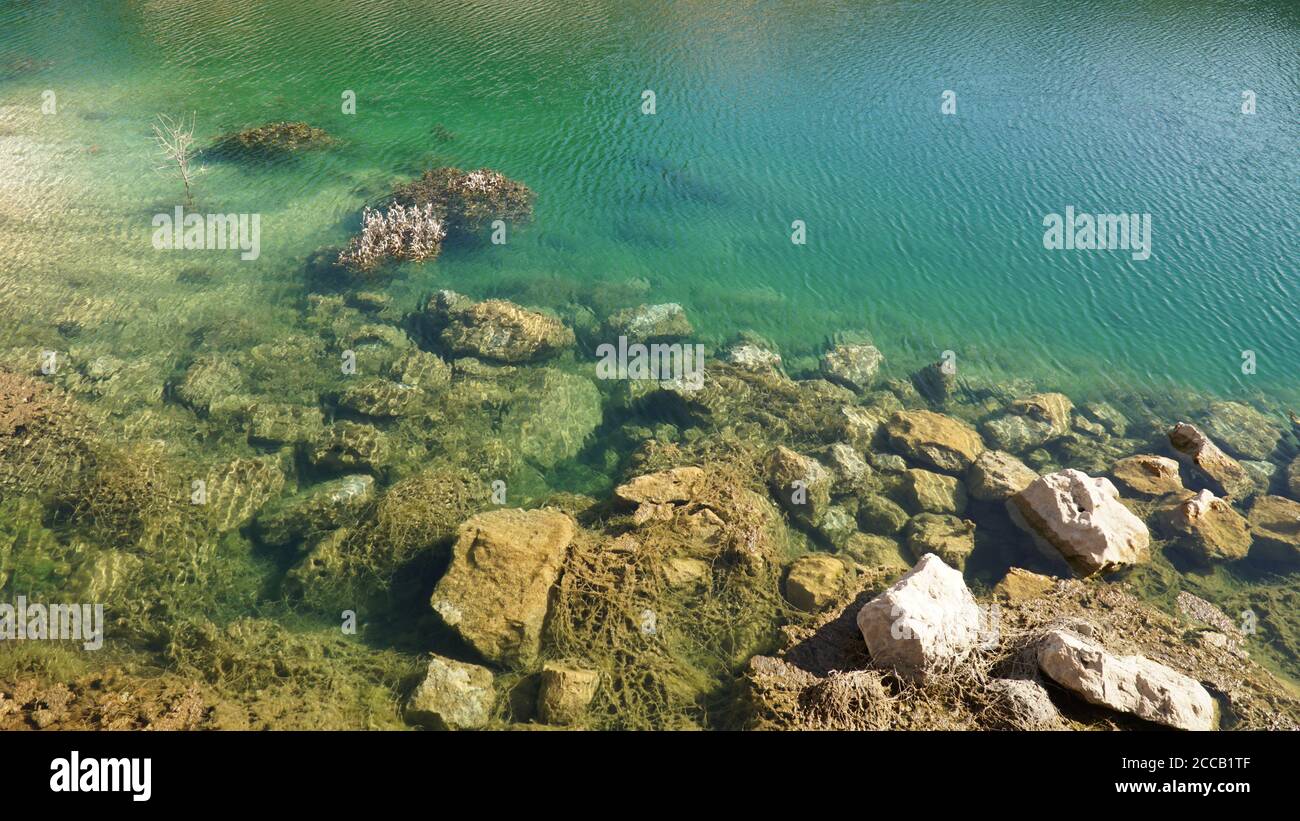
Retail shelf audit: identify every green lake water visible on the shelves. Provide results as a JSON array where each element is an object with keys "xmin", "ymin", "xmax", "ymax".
[
  {"xmin": 3, "ymin": 0, "xmax": 1297, "ymax": 399},
  {"xmin": 1, "ymin": 0, "xmax": 1299, "ymax": 725}
]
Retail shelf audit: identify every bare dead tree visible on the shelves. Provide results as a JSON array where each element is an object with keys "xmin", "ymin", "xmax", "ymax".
[{"xmin": 152, "ymin": 113, "xmax": 201, "ymax": 206}]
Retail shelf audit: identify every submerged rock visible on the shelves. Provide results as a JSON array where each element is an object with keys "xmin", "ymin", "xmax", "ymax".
[
  {"xmin": 211, "ymin": 121, "xmax": 334, "ymax": 159},
  {"xmin": 815, "ymin": 505, "xmax": 858, "ymax": 549},
  {"xmin": 784, "ymin": 553, "xmax": 848, "ymax": 612},
  {"xmin": 308, "ymin": 422, "xmax": 391, "ymax": 473},
  {"xmin": 905, "ymin": 513, "xmax": 976, "ymax": 570},
  {"xmin": 724, "ymin": 342, "xmax": 782, "ymax": 372},
  {"xmin": 336, "ymin": 378, "xmax": 425, "ymax": 418},
  {"xmin": 418, "ymin": 291, "xmax": 574, "ymax": 363},
  {"xmin": 855, "ymin": 554, "xmax": 982, "ymax": 679},
  {"xmin": 430, "ymin": 508, "xmax": 576, "ymax": 667},
  {"xmin": 1008, "ymin": 469, "xmax": 1149, "ymax": 576},
  {"xmin": 901, "ymin": 468, "xmax": 967, "ymax": 515},
  {"xmin": 256, "ymin": 475, "xmax": 375, "ymax": 547},
  {"xmin": 1201, "ymin": 401, "xmax": 1281, "ymax": 461},
  {"xmin": 842, "ymin": 533, "xmax": 911, "ymax": 574},
  {"xmin": 1111, "ymin": 454, "xmax": 1184, "ymax": 498},
  {"xmin": 1246, "ymin": 495, "xmax": 1300, "ymax": 565},
  {"xmin": 405, "ymin": 655, "xmax": 495, "ymax": 730},
  {"xmin": 911, "ymin": 359, "xmax": 957, "ymax": 405},
  {"xmin": 967, "ymin": 449, "xmax": 1038, "ymax": 502},
  {"xmin": 825, "ymin": 442, "xmax": 871, "ymax": 485},
  {"xmin": 614, "ymin": 466, "xmax": 706, "ymax": 507},
  {"xmin": 536, "ymin": 663, "xmax": 600, "ymax": 726},
  {"xmin": 765, "ymin": 446, "xmax": 833, "ymax": 527},
  {"xmin": 603, "ymin": 303, "xmax": 692, "ymax": 342},
  {"xmin": 1157, "ymin": 489, "xmax": 1251, "ymax": 564},
  {"xmin": 246, "ymin": 402, "xmax": 325, "ymax": 446},
  {"xmin": 885, "ymin": 410, "xmax": 985, "ymax": 474},
  {"xmin": 1168, "ymin": 422, "xmax": 1252, "ymax": 500},
  {"xmin": 856, "ymin": 494, "xmax": 909, "ymax": 536},
  {"xmin": 1036, "ymin": 630, "xmax": 1215, "ymax": 730},
  {"xmin": 204, "ymin": 456, "xmax": 286, "ymax": 532},
  {"xmin": 819, "ymin": 344, "xmax": 883, "ymax": 392}
]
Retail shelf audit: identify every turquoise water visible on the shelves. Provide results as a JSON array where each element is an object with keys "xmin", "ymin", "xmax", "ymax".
[{"xmin": 3, "ymin": 0, "xmax": 1297, "ymax": 402}]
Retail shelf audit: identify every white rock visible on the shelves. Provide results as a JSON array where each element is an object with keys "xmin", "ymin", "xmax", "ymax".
[
  {"xmin": 1008, "ymin": 469, "xmax": 1149, "ymax": 576},
  {"xmin": 855, "ymin": 553, "xmax": 982, "ymax": 679},
  {"xmin": 1037, "ymin": 630, "xmax": 1215, "ymax": 731}
]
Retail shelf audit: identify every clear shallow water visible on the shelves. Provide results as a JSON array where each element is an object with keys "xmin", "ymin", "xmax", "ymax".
[{"xmin": 2, "ymin": 0, "xmax": 1297, "ymax": 403}]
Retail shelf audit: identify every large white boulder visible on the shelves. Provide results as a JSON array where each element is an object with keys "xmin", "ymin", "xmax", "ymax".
[
  {"xmin": 855, "ymin": 553, "xmax": 983, "ymax": 679},
  {"xmin": 1008, "ymin": 469, "xmax": 1149, "ymax": 576},
  {"xmin": 1037, "ymin": 630, "xmax": 1215, "ymax": 731}
]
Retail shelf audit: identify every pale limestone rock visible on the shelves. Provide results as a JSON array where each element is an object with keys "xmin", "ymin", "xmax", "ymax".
[
  {"xmin": 856, "ymin": 554, "xmax": 982, "ymax": 679},
  {"xmin": 1008, "ymin": 469, "xmax": 1149, "ymax": 576},
  {"xmin": 1036, "ymin": 630, "xmax": 1215, "ymax": 731}
]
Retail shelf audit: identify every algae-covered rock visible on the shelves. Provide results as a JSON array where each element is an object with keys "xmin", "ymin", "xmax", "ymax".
[
  {"xmin": 537, "ymin": 663, "xmax": 600, "ymax": 726},
  {"xmin": 0, "ymin": 370, "xmax": 96, "ymax": 501},
  {"xmin": 765, "ymin": 446, "xmax": 833, "ymax": 527},
  {"xmin": 308, "ymin": 422, "xmax": 391, "ymax": 473},
  {"xmin": 784, "ymin": 553, "xmax": 848, "ymax": 612},
  {"xmin": 1157, "ymin": 489, "xmax": 1251, "ymax": 564},
  {"xmin": 418, "ymin": 291, "xmax": 574, "ymax": 363},
  {"xmin": 992, "ymin": 567, "xmax": 1055, "ymax": 602},
  {"xmin": 819, "ymin": 343, "xmax": 883, "ymax": 392},
  {"xmin": 1009, "ymin": 470, "xmax": 1148, "ymax": 577},
  {"xmin": 430, "ymin": 508, "xmax": 576, "ymax": 667},
  {"xmin": 967, "ymin": 449, "xmax": 1037, "ymax": 502},
  {"xmin": 256, "ymin": 475, "xmax": 375, "ymax": 547},
  {"xmin": 1111, "ymin": 454, "xmax": 1184, "ymax": 498},
  {"xmin": 904, "ymin": 513, "xmax": 976, "ymax": 570},
  {"xmin": 204, "ymin": 455, "xmax": 287, "ymax": 532},
  {"xmin": 176, "ymin": 356, "xmax": 243, "ymax": 413},
  {"xmin": 494, "ymin": 369, "xmax": 601, "ymax": 469},
  {"xmin": 885, "ymin": 410, "xmax": 984, "ymax": 474},
  {"xmin": 911, "ymin": 358, "xmax": 957, "ymax": 405},
  {"xmin": 211, "ymin": 121, "xmax": 334, "ymax": 159},
  {"xmin": 1246, "ymin": 495, "xmax": 1300, "ymax": 565},
  {"xmin": 614, "ymin": 466, "xmax": 705, "ymax": 507},
  {"xmin": 842, "ymin": 533, "xmax": 910, "ymax": 574},
  {"xmin": 1080, "ymin": 401, "xmax": 1128, "ymax": 436},
  {"xmin": 603, "ymin": 303, "xmax": 692, "ymax": 343},
  {"xmin": 1168, "ymin": 422, "xmax": 1252, "ymax": 500},
  {"xmin": 336, "ymin": 378, "xmax": 425, "ymax": 418},
  {"xmin": 1201, "ymin": 401, "xmax": 1281, "ymax": 461},
  {"xmin": 246, "ymin": 402, "xmax": 324, "ymax": 446},
  {"xmin": 815, "ymin": 505, "xmax": 858, "ymax": 549},
  {"xmin": 1288, "ymin": 456, "xmax": 1300, "ymax": 501},
  {"xmin": 856, "ymin": 493, "xmax": 909, "ymax": 536},
  {"xmin": 405, "ymin": 655, "xmax": 495, "ymax": 730},
  {"xmin": 825, "ymin": 442, "xmax": 871, "ymax": 485},
  {"xmin": 901, "ymin": 468, "xmax": 967, "ymax": 515},
  {"xmin": 387, "ymin": 348, "xmax": 451, "ymax": 392}
]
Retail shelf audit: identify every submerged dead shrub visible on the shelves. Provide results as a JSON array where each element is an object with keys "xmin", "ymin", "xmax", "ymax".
[
  {"xmin": 338, "ymin": 202, "xmax": 446, "ymax": 273},
  {"xmin": 389, "ymin": 166, "xmax": 535, "ymax": 234}
]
